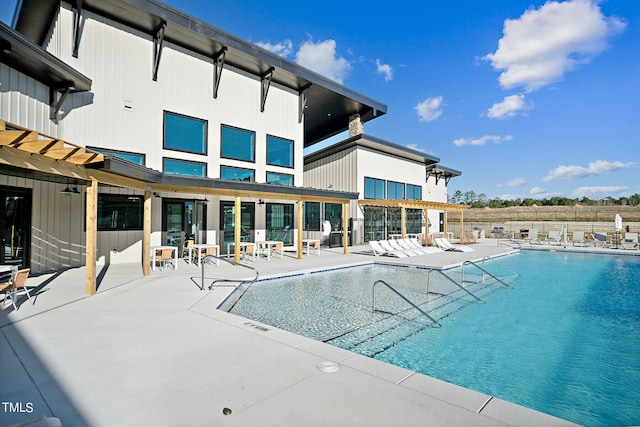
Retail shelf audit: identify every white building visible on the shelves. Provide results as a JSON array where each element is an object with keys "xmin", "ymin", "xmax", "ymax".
[{"xmin": 0, "ymin": 0, "xmax": 463, "ymax": 293}]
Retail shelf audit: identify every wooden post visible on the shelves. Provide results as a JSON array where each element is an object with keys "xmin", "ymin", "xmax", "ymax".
[
  {"xmin": 142, "ymin": 190, "xmax": 151, "ymax": 276},
  {"xmin": 297, "ymin": 200, "xmax": 303, "ymax": 259},
  {"xmin": 343, "ymin": 202, "xmax": 349, "ymax": 254},
  {"xmin": 423, "ymin": 208, "xmax": 429, "ymax": 243},
  {"xmin": 444, "ymin": 210, "xmax": 448, "ymax": 238},
  {"xmin": 460, "ymin": 210, "xmax": 464, "ymax": 241},
  {"xmin": 234, "ymin": 196, "xmax": 241, "ymax": 264},
  {"xmin": 85, "ymin": 179, "xmax": 98, "ymax": 295}
]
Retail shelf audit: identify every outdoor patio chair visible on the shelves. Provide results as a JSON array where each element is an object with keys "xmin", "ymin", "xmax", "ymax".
[
  {"xmin": 592, "ymin": 232, "xmax": 608, "ymax": 248},
  {"xmin": 200, "ymin": 246, "xmax": 218, "ymax": 264},
  {"xmin": 399, "ymin": 238, "xmax": 432, "ymax": 255},
  {"xmin": 388, "ymin": 239, "xmax": 421, "ymax": 256},
  {"xmin": 369, "ymin": 240, "xmax": 408, "ymax": 257},
  {"xmin": 543, "ymin": 230, "xmax": 562, "ymax": 245},
  {"xmin": 434, "ymin": 237, "xmax": 474, "ymax": 252},
  {"xmin": 622, "ymin": 232, "xmax": 638, "ymax": 249},
  {"xmin": 262, "ymin": 242, "xmax": 283, "ymax": 260},
  {"xmin": 0, "ymin": 268, "xmax": 32, "ymax": 310},
  {"xmin": 408, "ymin": 238, "xmax": 444, "ymax": 254},
  {"xmin": 182, "ymin": 239, "xmax": 194, "ymax": 261},
  {"xmin": 241, "ymin": 243, "xmax": 256, "ymax": 261},
  {"xmin": 523, "ymin": 229, "xmax": 540, "ymax": 244},
  {"xmin": 570, "ymin": 231, "xmax": 587, "ymax": 247},
  {"xmin": 379, "ymin": 240, "xmax": 415, "ymax": 257},
  {"xmin": 304, "ymin": 240, "xmax": 320, "ymax": 256},
  {"xmin": 157, "ymin": 248, "xmax": 175, "ymax": 269}
]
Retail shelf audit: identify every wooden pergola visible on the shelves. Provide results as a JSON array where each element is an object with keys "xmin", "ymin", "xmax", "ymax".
[
  {"xmin": 358, "ymin": 199, "xmax": 470, "ymax": 239},
  {"xmin": 0, "ymin": 121, "xmax": 356, "ymax": 295}
]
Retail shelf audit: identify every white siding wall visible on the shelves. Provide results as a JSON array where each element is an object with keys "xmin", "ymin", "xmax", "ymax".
[{"xmin": 49, "ymin": 4, "xmax": 303, "ymax": 184}]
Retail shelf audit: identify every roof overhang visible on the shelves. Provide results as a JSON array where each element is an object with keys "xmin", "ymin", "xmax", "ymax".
[
  {"xmin": 14, "ymin": 0, "xmax": 386, "ymax": 146},
  {"xmin": 0, "ymin": 21, "xmax": 92, "ymax": 92},
  {"xmin": 358, "ymin": 199, "xmax": 469, "ymax": 212},
  {"xmin": 426, "ymin": 164, "xmax": 461, "ymax": 185},
  {"xmin": 305, "ymin": 133, "xmax": 440, "ymax": 166}
]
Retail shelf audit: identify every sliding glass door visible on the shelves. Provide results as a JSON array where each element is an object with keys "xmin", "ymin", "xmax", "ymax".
[{"xmin": 0, "ymin": 186, "xmax": 31, "ymax": 268}]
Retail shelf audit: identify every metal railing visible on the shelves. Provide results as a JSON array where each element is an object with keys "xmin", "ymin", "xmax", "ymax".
[
  {"xmin": 461, "ymin": 259, "xmax": 513, "ymax": 288},
  {"xmin": 427, "ymin": 269, "xmax": 482, "ymax": 302},
  {"xmin": 190, "ymin": 255, "xmax": 259, "ymax": 291},
  {"xmin": 372, "ymin": 279, "xmax": 440, "ymax": 326}
]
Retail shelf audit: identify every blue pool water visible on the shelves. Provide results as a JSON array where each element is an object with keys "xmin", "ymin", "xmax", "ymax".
[{"xmin": 223, "ymin": 251, "xmax": 640, "ymax": 426}]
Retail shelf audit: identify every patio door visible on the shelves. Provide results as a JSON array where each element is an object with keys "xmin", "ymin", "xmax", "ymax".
[
  {"xmin": 266, "ymin": 203, "xmax": 293, "ymax": 244},
  {"xmin": 0, "ymin": 186, "xmax": 31, "ymax": 268},
  {"xmin": 162, "ymin": 199, "xmax": 207, "ymax": 248},
  {"xmin": 220, "ymin": 201, "xmax": 254, "ymax": 252}
]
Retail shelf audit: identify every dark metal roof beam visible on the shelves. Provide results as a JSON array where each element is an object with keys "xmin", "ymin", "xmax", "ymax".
[
  {"xmin": 298, "ymin": 83, "xmax": 311, "ymax": 123},
  {"xmin": 260, "ymin": 67, "xmax": 274, "ymax": 113},
  {"xmin": 212, "ymin": 47, "xmax": 227, "ymax": 99},
  {"xmin": 72, "ymin": 0, "xmax": 84, "ymax": 58},
  {"xmin": 49, "ymin": 84, "xmax": 73, "ymax": 120},
  {"xmin": 152, "ymin": 20, "xmax": 166, "ymax": 81}
]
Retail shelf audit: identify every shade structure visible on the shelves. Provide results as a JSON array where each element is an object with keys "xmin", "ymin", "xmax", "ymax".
[{"xmin": 615, "ymin": 213, "xmax": 623, "ymax": 231}]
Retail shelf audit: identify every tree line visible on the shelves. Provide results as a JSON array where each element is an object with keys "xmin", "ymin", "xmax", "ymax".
[{"xmin": 448, "ymin": 191, "xmax": 640, "ymax": 209}]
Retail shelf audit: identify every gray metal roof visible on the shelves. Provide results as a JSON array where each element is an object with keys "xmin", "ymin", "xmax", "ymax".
[
  {"xmin": 13, "ymin": 0, "xmax": 387, "ymax": 147},
  {"xmin": 0, "ymin": 21, "xmax": 92, "ymax": 92},
  {"xmin": 304, "ymin": 134, "xmax": 441, "ymax": 166}
]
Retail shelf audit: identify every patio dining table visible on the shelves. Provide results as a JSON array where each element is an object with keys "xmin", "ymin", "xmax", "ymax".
[
  {"xmin": 188, "ymin": 244, "xmax": 220, "ymax": 267},
  {"xmin": 150, "ymin": 246, "xmax": 178, "ymax": 271}
]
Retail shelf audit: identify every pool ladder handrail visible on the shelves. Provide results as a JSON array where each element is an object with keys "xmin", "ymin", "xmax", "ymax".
[
  {"xmin": 497, "ymin": 238, "xmax": 522, "ymax": 249},
  {"xmin": 427, "ymin": 270, "xmax": 482, "ymax": 302},
  {"xmin": 191, "ymin": 255, "xmax": 259, "ymax": 291},
  {"xmin": 372, "ymin": 279, "xmax": 440, "ymax": 326},
  {"xmin": 461, "ymin": 258, "xmax": 514, "ymax": 288}
]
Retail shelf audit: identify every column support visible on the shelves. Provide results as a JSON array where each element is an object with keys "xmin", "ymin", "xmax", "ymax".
[
  {"xmin": 85, "ymin": 179, "xmax": 98, "ymax": 295},
  {"xmin": 142, "ymin": 190, "xmax": 152, "ymax": 276}
]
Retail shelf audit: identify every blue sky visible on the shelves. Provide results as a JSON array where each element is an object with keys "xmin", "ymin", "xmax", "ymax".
[{"xmin": 2, "ymin": 0, "xmax": 638, "ymax": 201}]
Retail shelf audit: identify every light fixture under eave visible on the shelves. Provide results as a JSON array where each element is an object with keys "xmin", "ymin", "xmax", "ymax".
[
  {"xmin": 72, "ymin": 185, "xmax": 81, "ymax": 194},
  {"xmin": 60, "ymin": 180, "xmax": 73, "ymax": 196},
  {"xmin": 258, "ymin": 199, "xmax": 265, "ymax": 206}
]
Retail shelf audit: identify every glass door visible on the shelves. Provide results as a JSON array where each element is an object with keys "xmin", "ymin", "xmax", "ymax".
[
  {"xmin": 0, "ymin": 186, "xmax": 31, "ymax": 268},
  {"xmin": 266, "ymin": 203, "xmax": 293, "ymax": 244},
  {"xmin": 220, "ymin": 201, "xmax": 254, "ymax": 253},
  {"xmin": 162, "ymin": 199, "xmax": 207, "ymax": 247}
]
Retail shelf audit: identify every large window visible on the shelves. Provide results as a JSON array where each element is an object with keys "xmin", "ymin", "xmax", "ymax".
[
  {"xmin": 90, "ymin": 147, "xmax": 145, "ymax": 165},
  {"xmin": 387, "ymin": 181, "xmax": 405, "ymax": 200},
  {"xmin": 266, "ymin": 203, "xmax": 294, "ymax": 244},
  {"xmin": 406, "ymin": 184, "xmax": 422, "ymax": 200},
  {"xmin": 303, "ymin": 202, "xmax": 320, "ymax": 231},
  {"xmin": 267, "ymin": 135, "xmax": 293, "ymax": 167},
  {"xmin": 266, "ymin": 172, "xmax": 293, "ymax": 186},
  {"xmin": 164, "ymin": 112, "xmax": 207, "ymax": 154},
  {"xmin": 221, "ymin": 125, "xmax": 255, "ymax": 162},
  {"xmin": 163, "ymin": 158, "xmax": 207, "ymax": 177},
  {"xmin": 220, "ymin": 166, "xmax": 254, "ymax": 182},
  {"xmin": 364, "ymin": 177, "xmax": 385, "ymax": 199},
  {"xmin": 324, "ymin": 203, "xmax": 342, "ymax": 231},
  {"xmin": 98, "ymin": 194, "xmax": 143, "ymax": 231}
]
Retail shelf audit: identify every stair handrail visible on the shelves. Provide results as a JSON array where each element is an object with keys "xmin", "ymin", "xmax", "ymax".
[
  {"xmin": 461, "ymin": 260, "xmax": 511, "ymax": 288},
  {"xmin": 372, "ymin": 279, "xmax": 440, "ymax": 326},
  {"xmin": 191, "ymin": 255, "xmax": 259, "ymax": 291},
  {"xmin": 427, "ymin": 269, "xmax": 482, "ymax": 302}
]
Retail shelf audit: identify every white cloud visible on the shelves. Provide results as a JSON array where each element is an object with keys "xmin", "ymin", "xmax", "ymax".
[
  {"xmin": 543, "ymin": 160, "xmax": 635, "ymax": 182},
  {"xmin": 487, "ymin": 94, "xmax": 533, "ymax": 119},
  {"xmin": 453, "ymin": 134, "xmax": 513, "ymax": 147},
  {"xmin": 406, "ymin": 143, "xmax": 426, "ymax": 152},
  {"xmin": 415, "ymin": 96, "xmax": 444, "ymax": 122},
  {"xmin": 375, "ymin": 59, "xmax": 393, "ymax": 81},
  {"xmin": 255, "ymin": 40, "xmax": 293, "ymax": 57},
  {"xmin": 484, "ymin": 0, "xmax": 626, "ymax": 92},
  {"xmin": 573, "ymin": 185, "xmax": 629, "ymax": 197},
  {"xmin": 295, "ymin": 39, "xmax": 351, "ymax": 83},
  {"xmin": 498, "ymin": 178, "xmax": 527, "ymax": 188},
  {"xmin": 530, "ymin": 186, "xmax": 546, "ymax": 195}
]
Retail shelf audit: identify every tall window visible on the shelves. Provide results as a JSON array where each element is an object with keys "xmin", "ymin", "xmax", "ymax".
[
  {"xmin": 220, "ymin": 166, "xmax": 254, "ymax": 182},
  {"xmin": 267, "ymin": 135, "xmax": 293, "ymax": 167},
  {"xmin": 324, "ymin": 203, "xmax": 342, "ymax": 231},
  {"xmin": 303, "ymin": 202, "xmax": 320, "ymax": 231},
  {"xmin": 266, "ymin": 172, "xmax": 293, "ymax": 186},
  {"xmin": 98, "ymin": 194, "xmax": 143, "ymax": 231},
  {"xmin": 266, "ymin": 203, "xmax": 294, "ymax": 244},
  {"xmin": 163, "ymin": 158, "xmax": 206, "ymax": 177},
  {"xmin": 364, "ymin": 177, "xmax": 385, "ymax": 199},
  {"xmin": 221, "ymin": 125, "xmax": 255, "ymax": 162},
  {"xmin": 164, "ymin": 112, "xmax": 207, "ymax": 154},
  {"xmin": 406, "ymin": 184, "xmax": 422, "ymax": 200},
  {"xmin": 387, "ymin": 181, "xmax": 405, "ymax": 200}
]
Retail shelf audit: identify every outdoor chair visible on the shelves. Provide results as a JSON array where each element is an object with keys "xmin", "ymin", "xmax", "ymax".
[
  {"xmin": 182, "ymin": 239, "xmax": 195, "ymax": 261},
  {"xmin": 304, "ymin": 240, "xmax": 320, "ymax": 256},
  {"xmin": 379, "ymin": 240, "xmax": 414, "ymax": 257},
  {"xmin": 592, "ymin": 232, "xmax": 608, "ymax": 248},
  {"xmin": 200, "ymin": 246, "xmax": 218, "ymax": 264},
  {"xmin": 0, "ymin": 268, "xmax": 32, "ymax": 310},
  {"xmin": 543, "ymin": 230, "xmax": 562, "ymax": 245},
  {"xmin": 570, "ymin": 231, "xmax": 587, "ymax": 247},
  {"xmin": 270, "ymin": 242, "xmax": 284, "ymax": 259},
  {"xmin": 388, "ymin": 239, "xmax": 421, "ymax": 256},
  {"xmin": 523, "ymin": 229, "xmax": 540, "ymax": 244},
  {"xmin": 434, "ymin": 237, "xmax": 474, "ymax": 252},
  {"xmin": 369, "ymin": 240, "xmax": 408, "ymax": 258},
  {"xmin": 241, "ymin": 243, "xmax": 256, "ymax": 261},
  {"xmin": 157, "ymin": 248, "xmax": 175, "ymax": 270},
  {"xmin": 622, "ymin": 232, "xmax": 638, "ymax": 249}
]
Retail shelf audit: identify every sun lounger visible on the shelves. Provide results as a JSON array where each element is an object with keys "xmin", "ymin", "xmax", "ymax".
[
  {"xmin": 592, "ymin": 232, "xmax": 608, "ymax": 248},
  {"xmin": 622, "ymin": 232, "xmax": 638, "ymax": 250},
  {"xmin": 523, "ymin": 229, "xmax": 540, "ymax": 244},
  {"xmin": 369, "ymin": 240, "xmax": 408, "ymax": 257},
  {"xmin": 434, "ymin": 237, "xmax": 474, "ymax": 252},
  {"xmin": 543, "ymin": 230, "xmax": 562, "ymax": 245},
  {"xmin": 387, "ymin": 239, "xmax": 422, "ymax": 256},
  {"xmin": 408, "ymin": 238, "xmax": 444, "ymax": 254},
  {"xmin": 570, "ymin": 231, "xmax": 587, "ymax": 247}
]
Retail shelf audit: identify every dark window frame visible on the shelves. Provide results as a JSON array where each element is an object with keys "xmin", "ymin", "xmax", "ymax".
[
  {"xmin": 163, "ymin": 111, "xmax": 208, "ymax": 155},
  {"xmin": 163, "ymin": 157, "xmax": 207, "ymax": 177},
  {"xmin": 266, "ymin": 134, "xmax": 294, "ymax": 168},
  {"xmin": 97, "ymin": 194, "xmax": 143, "ymax": 231},
  {"xmin": 220, "ymin": 124, "xmax": 256, "ymax": 163},
  {"xmin": 220, "ymin": 165, "xmax": 255, "ymax": 182},
  {"xmin": 266, "ymin": 172, "xmax": 294, "ymax": 186},
  {"xmin": 88, "ymin": 146, "xmax": 146, "ymax": 166}
]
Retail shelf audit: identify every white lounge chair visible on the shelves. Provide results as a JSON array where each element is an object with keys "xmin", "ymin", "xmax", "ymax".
[
  {"xmin": 592, "ymin": 232, "xmax": 608, "ymax": 248},
  {"xmin": 409, "ymin": 238, "xmax": 444, "ymax": 254},
  {"xmin": 570, "ymin": 231, "xmax": 587, "ymax": 247},
  {"xmin": 622, "ymin": 232, "xmax": 638, "ymax": 250},
  {"xmin": 397, "ymin": 239, "xmax": 431, "ymax": 255},
  {"xmin": 434, "ymin": 237, "xmax": 474, "ymax": 252},
  {"xmin": 387, "ymin": 239, "xmax": 421, "ymax": 256},
  {"xmin": 543, "ymin": 230, "xmax": 562, "ymax": 245},
  {"xmin": 523, "ymin": 229, "xmax": 540, "ymax": 244},
  {"xmin": 369, "ymin": 240, "xmax": 408, "ymax": 257}
]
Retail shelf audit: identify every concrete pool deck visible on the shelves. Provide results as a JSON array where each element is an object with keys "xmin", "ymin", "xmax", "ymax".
[{"xmin": 1, "ymin": 239, "xmax": 612, "ymax": 426}]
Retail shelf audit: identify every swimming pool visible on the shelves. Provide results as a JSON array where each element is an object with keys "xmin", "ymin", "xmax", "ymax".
[{"xmin": 221, "ymin": 251, "xmax": 640, "ymax": 427}]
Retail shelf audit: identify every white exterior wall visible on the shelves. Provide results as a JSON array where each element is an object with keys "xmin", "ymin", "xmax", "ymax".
[{"xmin": 49, "ymin": 4, "xmax": 303, "ymax": 183}]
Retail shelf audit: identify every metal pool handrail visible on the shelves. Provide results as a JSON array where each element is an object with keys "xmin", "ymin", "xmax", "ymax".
[
  {"xmin": 461, "ymin": 259, "xmax": 513, "ymax": 288},
  {"xmin": 190, "ymin": 255, "xmax": 259, "ymax": 291},
  {"xmin": 427, "ymin": 269, "xmax": 483, "ymax": 302},
  {"xmin": 372, "ymin": 279, "xmax": 440, "ymax": 326}
]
